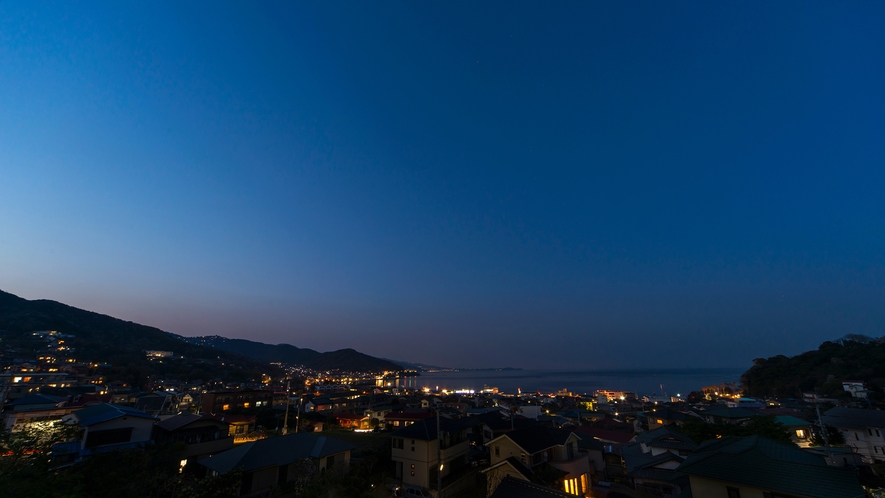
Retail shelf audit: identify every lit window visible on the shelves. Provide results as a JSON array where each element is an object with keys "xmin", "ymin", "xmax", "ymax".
[
  {"xmin": 222, "ymin": 404, "xmax": 230, "ymax": 411},
  {"xmin": 244, "ymin": 402, "xmax": 251, "ymax": 408},
  {"xmin": 656, "ymin": 419, "xmax": 663, "ymax": 425},
  {"xmin": 563, "ymin": 477, "xmax": 581, "ymax": 495},
  {"xmin": 796, "ymin": 430, "xmax": 805, "ymax": 438}
]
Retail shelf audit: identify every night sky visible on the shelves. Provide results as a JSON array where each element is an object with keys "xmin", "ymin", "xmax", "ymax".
[{"xmin": 2, "ymin": 2, "xmax": 884, "ymax": 369}]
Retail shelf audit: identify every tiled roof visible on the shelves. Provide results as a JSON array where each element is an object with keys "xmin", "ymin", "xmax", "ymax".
[
  {"xmin": 634, "ymin": 426, "xmax": 696, "ymax": 452},
  {"xmin": 390, "ymin": 416, "xmax": 468, "ymax": 441},
  {"xmin": 677, "ymin": 436, "xmax": 864, "ymax": 498},
  {"xmin": 576, "ymin": 436, "xmax": 605, "ymax": 452},
  {"xmin": 631, "ymin": 467, "xmax": 689, "ymax": 485},
  {"xmin": 68, "ymin": 393, "xmax": 114, "ymax": 407},
  {"xmin": 494, "ymin": 426, "xmax": 576, "ymax": 454},
  {"xmin": 648, "ymin": 407, "xmax": 688, "ymax": 421},
  {"xmin": 773, "ymin": 415, "xmax": 811, "ymax": 428},
  {"xmin": 621, "ymin": 442, "xmax": 685, "ymax": 474},
  {"xmin": 198, "ymin": 433, "xmax": 356, "ymax": 474},
  {"xmin": 573, "ymin": 426, "xmax": 634, "ymax": 444},
  {"xmin": 156, "ymin": 413, "xmax": 223, "ymax": 432},
  {"xmin": 479, "ymin": 412, "xmax": 538, "ymax": 431},
  {"xmin": 702, "ymin": 407, "xmax": 758, "ymax": 419},
  {"xmin": 483, "ymin": 456, "xmax": 534, "ymax": 480},
  {"xmin": 822, "ymin": 407, "xmax": 885, "ymax": 431},
  {"xmin": 74, "ymin": 403, "xmax": 156, "ymax": 426},
  {"xmin": 385, "ymin": 410, "xmax": 434, "ymax": 421},
  {"xmin": 5, "ymin": 394, "xmax": 67, "ymax": 406},
  {"xmin": 489, "ymin": 476, "xmax": 572, "ymax": 498}
]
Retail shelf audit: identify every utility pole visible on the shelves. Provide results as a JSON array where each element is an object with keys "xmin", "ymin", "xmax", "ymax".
[
  {"xmin": 295, "ymin": 395, "xmax": 301, "ymax": 433},
  {"xmin": 437, "ymin": 407, "xmax": 442, "ymax": 498},
  {"xmin": 815, "ymin": 396, "xmax": 834, "ymax": 465},
  {"xmin": 282, "ymin": 378, "xmax": 291, "ymax": 435}
]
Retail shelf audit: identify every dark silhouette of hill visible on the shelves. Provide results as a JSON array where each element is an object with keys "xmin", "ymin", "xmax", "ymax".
[
  {"xmin": 0, "ymin": 289, "xmax": 278, "ymax": 387},
  {"xmin": 178, "ymin": 335, "xmax": 402, "ymax": 372},
  {"xmin": 741, "ymin": 334, "xmax": 885, "ymax": 399}
]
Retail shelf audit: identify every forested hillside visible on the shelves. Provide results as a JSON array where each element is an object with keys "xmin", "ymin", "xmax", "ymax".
[{"xmin": 741, "ymin": 335, "xmax": 885, "ymax": 399}]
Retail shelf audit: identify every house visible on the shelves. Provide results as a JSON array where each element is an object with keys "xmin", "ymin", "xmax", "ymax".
[
  {"xmin": 489, "ymin": 475, "xmax": 574, "ymax": 498},
  {"xmin": 803, "ymin": 392, "xmax": 839, "ymax": 404},
  {"xmin": 701, "ymin": 407, "xmax": 757, "ymax": 425},
  {"xmin": 304, "ymin": 396, "xmax": 332, "ymax": 413},
  {"xmin": 821, "ymin": 407, "xmax": 885, "ymax": 463},
  {"xmin": 725, "ymin": 398, "xmax": 765, "ymax": 409},
  {"xmin": 677, "ymin": 435, "xmax": 865, "ymax": 498},
  {"xmin": 558, "ymin": 410, "xmax": 605, "ymax": 427},
  {"xmin": 575, "ymin": 436, "xmax": 605, "ymax": 479},
  {"xmin": 201, "ymin": 389, "xmax": 273, "ymax": 414},
  {"xmin": 391, "ymin": 416, "xmax": 472, "ymax": 494},
  {"xmin": 804, "ymin": 446, "xmax": 865, "ymax": 467},
  {"xmin": 482, "ymin": 456, "xmax": 536, "ymax": 494},
  {"xmin": 209, "ymin": 414, "xmax": 259, "ymax": 443},
  {"xmin": 842, "ymin": 381, "xmax": 868, "ymax": 399},
  {"xmin": 646, "ymin": 407, "xmax": 689, "ymax": 430},
  {"xmin": 774, "ymin": 415, "xmax": 813, "ymax": 448},
  {"xmin": 364, "ymin": 404, "xmax": 393, "ymax": 422},
  {"xmin": 2, "ymin": 394, "xmax": 71, "ymax": 430},
  {"xmin": 199, "ymin": 432, "xmax": 355, "ymax": 497},
  {"xmin": 620, "ymin": 427, "xmax": 695, "ymax": 498},
  {"xmin": 572, "ymin": 426, "xmax": 634, "ymax": 447},
  {"xmin": 475, "ymin": 411, "xmax": 538, "ymax": 444},
  {"xmin": 154, "ymin": 413, "xmax": 234, "ymax": 461},
  {"xmin": 53, "ymin": 403, "xmax": 157, "ymax": 464},
  {"xmin": 135, "ymin": 391, "xmax": 178, "ymax": 415},
  {"xmin": 486, "ymin": 426, "xmax": 591, "ymax": 496},
  {"xmin": 0, "ymin": 372, "xmax": 74, "ymax": 400},
  {"xmin": 385, "ymin": 409, "xmax": 434, "ymax": 429},
  {"xmin": 335, "ymin": 412, "xmax": 370, "ymax": 430}
]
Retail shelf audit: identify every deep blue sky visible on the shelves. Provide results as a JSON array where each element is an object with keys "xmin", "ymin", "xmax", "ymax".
[{"xmin": 1, "ymin": 2, "xmax": 883, "ymax": 369}]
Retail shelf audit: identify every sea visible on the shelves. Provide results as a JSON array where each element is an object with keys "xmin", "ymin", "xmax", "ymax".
[{"xmin": 395, "ymin": 368, "xmax": 745, "ymax": 398}]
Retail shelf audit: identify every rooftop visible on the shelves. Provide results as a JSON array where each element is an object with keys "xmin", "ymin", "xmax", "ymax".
[
  {"xmin": 677, "ymin": 436, "xmax": 863, "ymax": 498},
  {"xmin": 199, "ymin": 433, "xmax": 356, "ymax": 474}
]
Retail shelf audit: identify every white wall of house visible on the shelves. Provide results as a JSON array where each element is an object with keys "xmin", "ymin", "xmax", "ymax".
[
  {"xmin": 839, "ymin": 426, "xmax": 885, "ymax": 463},
  {"xmin": 82, "ymin": 416, "xmax": 155, "ymax": 449},
  {"xmin": 392, "ymin": 435, "xmax": 467, "ymax": 490},
  {"xmin": 489, "ymin": 437, "xmax": 530, "ymax": 466},
  {"xmin": 393, "ymin": 438, "xmax": 434, "ymax": 489}
]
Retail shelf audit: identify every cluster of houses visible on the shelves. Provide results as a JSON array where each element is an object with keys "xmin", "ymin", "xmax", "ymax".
[
  {"xmin": 4, "ymin": 373, "xmax": 885, "ymax": 497},
  {"xmin": 368, "ymin": 387, "xmax": 879, "ymax": 498},
  {"xmin": 2, "ymin": 333, "xmax": 885, "ymax": 497}
]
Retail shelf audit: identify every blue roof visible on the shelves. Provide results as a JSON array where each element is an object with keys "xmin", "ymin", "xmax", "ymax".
[
  {"xmin": 74, "ymin": 403, "xmax": 156, "ymax": 426},
  {"xmin": 774, "ymin": 415, "xmax": 811, "ymax": 427},
  {"xmin": 199, "ymin": 433, "xmax": 356, "ymax": 473},
  {"xmin": 6, "ymin": 394, "xmax": 67, "ymax": 406}
]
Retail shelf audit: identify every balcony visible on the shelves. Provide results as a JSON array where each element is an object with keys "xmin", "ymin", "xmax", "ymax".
[{"xmin": 440, "ymin": 441, "xmax": 470, "ymax": 461}]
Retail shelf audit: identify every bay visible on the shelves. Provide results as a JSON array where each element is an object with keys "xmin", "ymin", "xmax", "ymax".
[{"xmin": 405, "ymin": 368, "xmax": 746, "ymax": 397}]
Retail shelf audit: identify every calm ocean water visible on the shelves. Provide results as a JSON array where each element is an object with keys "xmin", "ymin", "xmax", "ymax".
[{"xmin": 400, "ymin": 368, "xmax": 746, "ymax": 397}]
